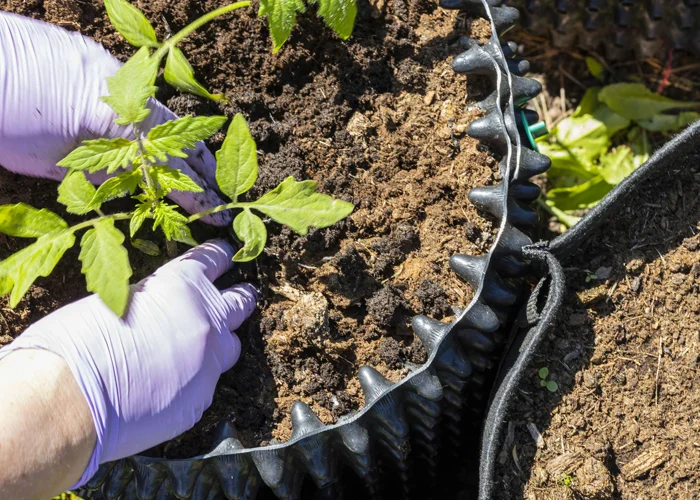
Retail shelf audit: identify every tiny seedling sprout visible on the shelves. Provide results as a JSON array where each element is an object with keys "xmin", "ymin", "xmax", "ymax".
[{"xmin": 538, "ymin": 367, "xmax": 558, "ymax": 393}]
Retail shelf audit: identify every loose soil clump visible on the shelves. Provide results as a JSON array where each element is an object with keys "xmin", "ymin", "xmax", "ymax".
[
  {"xmin": 496, "ymin": 160, "xmax": 700, "ymax": 498},
  {"xmin": 0, "ymin": 0, "xmax": 496, "ymax": 454}
]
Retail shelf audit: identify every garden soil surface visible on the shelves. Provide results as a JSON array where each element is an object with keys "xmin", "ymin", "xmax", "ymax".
[
  {"xmin": 0, "ymin": 0, "xmax": 498, "ymax": 454},
  {"xmin": 495, "ymin": 159, "xmax": 700, "ymax": 498}
]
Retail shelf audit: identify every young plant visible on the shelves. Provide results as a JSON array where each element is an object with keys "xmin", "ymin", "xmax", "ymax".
[
  {"xmin": 538, "ymin": 60, "xmax": 700, "ymax": 228},
  {"xmin": 538, "ymin": 367, "xmax": 558, "ymax": 393},
  {"xmin": 0, "ymin": 1, "xmax": 355, "ymax": 316}
]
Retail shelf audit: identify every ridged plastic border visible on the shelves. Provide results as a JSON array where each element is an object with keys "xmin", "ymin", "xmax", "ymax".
[
  {"xmin": 505, "ymin": 0, "xmax": 700, "ymax": 59},
  {"xmin": 79, "ymin": 1, "xmax": 550, "ymax": 498}
]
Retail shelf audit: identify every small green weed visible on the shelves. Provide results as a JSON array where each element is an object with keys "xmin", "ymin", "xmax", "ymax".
[
  {"xmin": 557, "ymin": 472, "xmax": 574, "ymax": 488},
  {"xmin": 538, "ymin": 57, "xmax": 700, "ymax": 228},
  {"xmin": 538, "ymin": 367, "xmax": 558, "ymax": 393}
]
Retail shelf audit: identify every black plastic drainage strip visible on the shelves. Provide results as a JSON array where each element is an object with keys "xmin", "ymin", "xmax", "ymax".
[
  {"xmin": 478, "ymin": 119, "xmax": 700, "ymax": 500},
  {"xmin": 78, "ymin": 1, "xmax": 549, "ymax": 498}
]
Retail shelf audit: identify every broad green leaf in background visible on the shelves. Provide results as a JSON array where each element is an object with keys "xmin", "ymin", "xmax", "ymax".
[
  {"xmin": 130, "ymin": 202, "xmax": 151, "ymax": 238},
  {"xmin": 0, "ymin": 204, "xmax": 67, "ymax": 238},
  {"xmin": 91, "ymin": 170, "xmax": 142, "ymax": 206},
  {"xmin": 636, "ymin": 111, "xmax": 700, "ymax": 133},
  {"xmin": 164, "ymin": 48, "xmax": 228, "ymax": 102},
  {"xmin": 258, "ymin": 0, "xmax": 307, "ymax": 53},
  {"xmin": 538, "ymin": 367, "xmax": 549, "ymax": 379},
  {"xmin": 538, "ymin": 114, "xmax": 610, "ymax": 174},
  {"xmin": 233, "ymin": 209, "xmax": 267, "ymax": 262},
  {"xmin": 153, "ymin": 166, "xmax": 203, "ymax": 194},
  {"xmin": 0, "ymin": 230, "xmax": 76, "ymax": 306},
  {"xmin": 104, "ymin": 0, "xmax": 159, "ymax": 48},
  {"xmin": 102, "ymin": 46, "xmax": 160, "ymax": 126},
  {"xmin": 313, "ymin": 0, "xmax": 357, "ymax": 39},
  {"xmin": 585, "ymin": 57, "xmax": 605, "ymax": 81},
  {"xmin": 145, "ymin": 115, "xmax": 227, "ymax": 161},
  {"xmin": 598, "ymin": 83, "xmax": 700, "ymax": 121},
  {"xmin": 131, "ymin": 238, "xmax": 161, "ymax": 256},
  {"xmin": 153, "ymin": 202, "xmax": 197, "ymax": 246},
  {"xmin": 216, "ymin": 113, "xmax": 259, "ymax": 201},
  {"xmin": 597, "ymin": 146, "xmax": 638, "ymax": 185},
  {"xmin": 79, "ymin": 218, "xmax": 132, "ymax": 316},
  {"xmin": 58, "ymin": 138, "xmax": 139, "ymax": 174},
  {"xmin": 573, "ymin": 87, "xmax": 601, "ymax": 118},
  {"xmin": 546, "ymin": 176, "xmax": 613, "ymax": 212},
  {"xmin": 249, "ymin": 176, "xmax": 354, "ymax": 235},
  {"xmin": 543, "ymin": 201, "xmax": 582, "ymax": 228},
  {"xmin": 58, "ymin": 171, "xmax": 98, "ymax": 215},
  {"xmin": 629, "ymin": 127, "xmax": 651, "ymax": 160},
  {"xmin": 592, "ymin": 105, "xmax": 631, "ymax": 136}
]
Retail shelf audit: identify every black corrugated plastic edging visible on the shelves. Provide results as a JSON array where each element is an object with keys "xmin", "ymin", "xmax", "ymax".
[
  {"xmin": 78, "ymin": 1, "xmax": 550, "ymax": 498},
  {"xmin": 504, "ymin": 0, "xmax": 700, "ymax": 59}
]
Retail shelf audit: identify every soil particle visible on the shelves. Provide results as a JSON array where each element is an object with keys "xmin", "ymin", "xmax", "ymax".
[{"xmin": 0, "ymin": 0, "xmax": 494, "ymax": 452}]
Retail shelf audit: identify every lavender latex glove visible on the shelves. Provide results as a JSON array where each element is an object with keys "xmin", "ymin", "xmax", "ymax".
[
  {"xmin": 0, "ymin": 11, "xmax": 230, "ymax": 226},
  {"xmin": 0, "ymin": 240, "xmax": 257, "ymax": 488}
]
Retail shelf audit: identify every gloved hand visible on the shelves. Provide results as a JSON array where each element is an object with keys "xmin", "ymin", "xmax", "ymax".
[
  {"xmin": 0, "ymin": 240, "xmax": 257, "ymax": 488},
  {"xmin": 0, "ymin": 11, "xmax": 230, "ymax": 226}
]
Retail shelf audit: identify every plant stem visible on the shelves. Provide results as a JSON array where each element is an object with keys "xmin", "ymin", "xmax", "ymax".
[
  {"xmin": 69, "ymin": 213, "xmax": 133, "ymax": 234},
  {"xmin": 187, "ymin": 200, "xmax": 258, "ymax": 223},
  {"xmin": 155, "ymin": 1, "xmax": 251, "ymax": 59}
]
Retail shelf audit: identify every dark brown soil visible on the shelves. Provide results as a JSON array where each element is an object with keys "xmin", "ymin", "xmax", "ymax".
[
  {"xmin": 495, "ymin": 159, "xmax": 700, "ymax": 498},
  {"xmin": 0, "ymin": 0, "xmax": 496, "ymax": 453}
]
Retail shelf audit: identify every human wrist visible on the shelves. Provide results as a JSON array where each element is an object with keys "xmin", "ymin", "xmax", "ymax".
[{"xmin": 0, "ymin": 349, "xmax": 96, "ymax": 496}]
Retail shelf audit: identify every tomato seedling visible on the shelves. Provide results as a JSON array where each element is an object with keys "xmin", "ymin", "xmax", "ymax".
[{"xmin": 0, "ymin": 0, "xmax": 355, "ymax": 316}]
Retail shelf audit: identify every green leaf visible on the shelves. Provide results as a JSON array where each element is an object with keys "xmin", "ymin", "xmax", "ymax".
[
  {"xmin": 592, "ymin": 104, "xmax": 630, "ymax": 136},
  {"xmin": 58, "ymin": 138, "xmax": 139, "ymax": 174},
  {"xmin": 598, "ymin": 83, "xmax": 700, "ymax": 121},
  {"xmin": 153, "ymin": 202, "xmax": 197, "ymax": 246},
  {"xmin": 585, "ymin": 57, "xmax": 605, "ymax": 81},
  {"xmin": 101, "ymin": 46, "xmax": 160, "ymax": 126},
  {"xmin": 313, "ymin": 0, "xmax": 357, "ymax": 39},
  {"xmin": 104, "ymin": 0, "xmax": 159, "ymax": 48},
  {"xmin": 233, "ymin": 209, "xmax": 267, "ymax": 262},
  {"xmin": 0, "ymin": 230, "xmax": 76, "ymax": 307},
  {"xmin": 547, "ymin": 175, "xmax": 613, "ymax": 212},
  {"xmin": 145, "ymin": 115, "xmax": 227, "ymax": 161},
  {"xmin": 91, "ymin": 170, "xmax": 142, "ymax": 206},
  {"xmin": 0, "ymin": 204, "xmax": 67, "ymax": 238},
  {"xmin": 79, "ymin": 218, "xmax": 132, "ymax": 316},
  {"xmin": 164, "ymin": 48, "xmax": 228, "ymax": 102},
  {"xmin": 58, "ymin": 171, "xmax": 98, "ymax": 215},
  {"xmin": 249, "ymin": 176, "xmax": 354, "ymax": 235},
  {"xmin": 636, "ymin": 111, "xmax": 700, "ymax": 133},
  {"xmin": 152, "ymin": 165, "xmax": 203, "ymax": 194},
  {"xmin": 629, "ymin": 127, "xmax": 651, "ymax": 161},
  {"xmin": 545, "ymin": 201, "xmax": 582, "ymax": 228},
  {"xmin": 130, "ymin": 202, "xmax": 151, "ymax": 238},
  {"xmin": 540, "ymin": 379, "xmax": 547, "ymax": 387},
  {"xmin": 572, "ymin": 87, "xmax": 601, "ymax": 118},
  {"xmin": 546, "ymin": 380, "xmax": 559, "ymax": 392},
  {"xmin": 258, "ymin": 0, "xmax": 306, "ymax": 53},
  {"xmin": 538, "ymin": 367, "xmax": 549, "ymax": 379},
  {"xmin": 131, "ymin": 238, "xmax": 161, "ymax": 256},
  {"xmin": 539, "ymin": 114, "xmax": 610, "ymax": 175},
  {"xmin": 216, "ymin": 113, "xmax": 259, "ymax": 201},
  {"xmin": 597, "ymin": 146, "xmax": 638, "ymax": 186}
]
